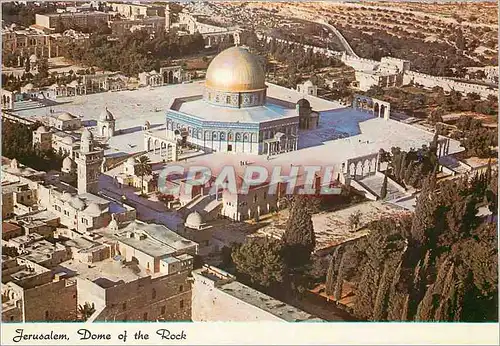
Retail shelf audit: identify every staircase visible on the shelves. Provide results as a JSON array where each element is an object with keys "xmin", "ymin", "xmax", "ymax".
[
  {"xmin": 178, "ymin": 194, "xmax": 222, "ymax": 221},
  {"xmin": 12, "ymin": 100, "xmax": 45, "ymax": 111}
]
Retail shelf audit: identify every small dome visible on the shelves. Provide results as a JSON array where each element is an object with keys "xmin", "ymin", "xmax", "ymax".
[
  {"xmin": 84, "ymin": 202, "xmax": 102, "ymax": 216},
  {"xmin": 62, "ymin": 136, "xmax": 75, "ymax": 145},
  {"xmin": 29, "ymin": 54, "xmax": 38, "ymax": 63},
  {"xmin": 100, "ymin": 108, "xmax": 114, "ymax": 121},
  {"xmin": 61, "ymin": 191, "xmax": 73, "ymax": 202},
  {"xmin": 24, "ymin": 83, "xmax": 34, "ymax": 89},
  {"xmin": 62, "ymin": 156, "xmax": 74, "ymax": 170},
  {"xmin": 297, "ymin": 98, "xmax": 311, "ymax": 108},
  {"xmin": 303, "ymin": 80, "xmax": 314, "ymax": 87},
  {"xmin": 185, "ymin": 211, "xmax": 203, "ymax": 228},
  {"xmin": 108, "ymin": 218, "xmax": 119, "ymax": 231},
  {"xmin": 71, "ymin": 196, "xmax": 86, "ymax": 210},
  {"xmin": 144, "ymin": 120, "xmax": 151, "ymax": 129},
  {"xmin": 37, "ymin": 125, "xmax": 49, "ymax": 133},
  {"xmin": 58, "ymin": 112, "xmax": 75, "ymax": 121},
  {"xmin": 81, "ymin": 128, "xmax": 94, "ymax": 142}
]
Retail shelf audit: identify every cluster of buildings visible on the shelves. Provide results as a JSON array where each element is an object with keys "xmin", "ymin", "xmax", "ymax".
[
  {"xmin": 3, "ymin": 10, "xmax": 495, "ymax": 323},
  {"xmin": 2, "ymin": 120, "xmax": 319, "ymax": 322},
  {"xmin": 342, "ymin": 53, "xmax": 498, "ymax": 99}
]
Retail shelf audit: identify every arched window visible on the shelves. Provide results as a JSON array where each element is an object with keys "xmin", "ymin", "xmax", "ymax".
[{"xmin": 152, "ymin": 288, "xmax": 156, "ymax": 299}]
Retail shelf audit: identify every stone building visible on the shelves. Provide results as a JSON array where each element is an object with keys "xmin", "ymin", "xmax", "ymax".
[
  {"xmin": 97, "ymin": 108, "xmax": 116, "ymax": 138},
  {"xmin": 296, "ymin": 98, "xmax": 320, "ymax": 130},
  {"xmin": 7, "ymin": 232, "xmax": 71, "ymax": 268},
  {"xmin": 297, "ymin": 80, "xmax": 318, "ymax": 97},
  {"xmin": 2, "ymin": 177, "xmax": 38, "ymax": 219},
  {"xmin": 110, "ymin": 16, "xmax": 166, "ymax": 36},
  {"xmin": 60, "ymin": 221, "xmax": 198, "ymax": 322},
  {"xmin": 1, "ymin": 257, "xmax": 77, "ymax": 322},
  {"xmin": 75, "ymin": 128, "xmax": 104, "ymax": 195},
  {"xmin": 151, "ymin": 46, "xmax": 300, "ymax": 157},
  {"xmin": 49, "ymin": 111, "xmax": 82, "ymax": 131},
  {"xmin": 2, "ymin": 222, "xmax": 23, "ymax": 241},
  {"xmin": 138, "ymin": 66, "xmax": 190, "ymax": 87},
  {"xmin": 2, "ymin": 27, "xmax": 63, "ymax": 60},
  {"xmin": 35, "ymin": 12, "xmax": 110, "ymax": 31},
  {"xmin": 115, "ymin": 157, "xmax": 158, "ymax": 194},
  {"xmin": 47, "ymin": 81, "xmax": 86, "ymax": 98},
  {"xmin": 191, "ymin": 265, "xmax": 322, "ymax": 322},
  {"xmin": 32, "ymin": 125, "xmax": 53, "ymax": 151},
  {"xmin": 109, "ymin": 2, "xmax": 165, "ymax": 19}
]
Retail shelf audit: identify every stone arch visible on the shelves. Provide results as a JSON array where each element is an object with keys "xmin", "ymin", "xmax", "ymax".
[
  {"xmin": 212, "ymin": 131, "xmax": 218, "ymax": 140},
  {"xmin": 235, "ymin": 132, "xmax": 241, "ymax": 142},
  {"xmin": 227, "ymin": 131, "xmax": 233, "ymax": 142},
  {"xmin": 220, "ymin": 132, "xmax": 225, "ymax": 141},
  {"xmin": 251, "ymin": 133, "xmax": 257, "ymax": 143},
  {"xmin": 146, "ymin": 137, "xmax": 152, "ymax": 151},
  {"xmin": 371, "ymin": 157, "xmax": 378, "ymax": 173},
  {"xmin": 101, "ymin": 125, "xmax": 107, "ymax": 136},
  {"xmin": 356, "ymin": 161, "xmax": 363, "ymax": 177},
  {"xmin": 349, "ymin": 162, "xmax": 356, "ymax": 177},
  {"xmin": 373, "ymin": 102, "xmax": 380, "ymax": 117},
  {"xmin": 380, "ymin": 104, "xmax": 386, "ymax": 118},
  {"xmin": 154, "ymin": 139, "xmax": 160, "ymax": 154},
  {"xmin": 364, "ymin": 159, "xmax": 371, "ymax": 176}
]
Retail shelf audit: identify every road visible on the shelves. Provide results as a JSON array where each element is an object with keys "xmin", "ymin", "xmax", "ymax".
[{"xmin": 315, "ymin": 19, "xmax": 358, "ymax": 58}]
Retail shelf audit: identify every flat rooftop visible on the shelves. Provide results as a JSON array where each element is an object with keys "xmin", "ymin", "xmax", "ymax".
[
  {"xmin": 99, "ymin": 221, "xmax": 197, "ymax": 258},
  {"xmin": 60, "ymin": 258, "xmax": 148, "ymax": 287},
  {"xmin": 173, "ymin": 96, "xmax": 297, "ymax": 124},
  {"xmin": 196, "ymin": 267, "xmax": 322, "ymax": 322},
  {"xmin": 220, "ymin": 280, "xmax": 322, "ymax": 322}
]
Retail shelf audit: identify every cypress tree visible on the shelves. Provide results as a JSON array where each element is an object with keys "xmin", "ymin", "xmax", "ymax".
[
  {"xmin": 380, "ymin": 172, "xmax": 388, "ymax": 199},
  {"xmin": 282, "ymin": 195, "xmax": 316, "ymax": 269}
]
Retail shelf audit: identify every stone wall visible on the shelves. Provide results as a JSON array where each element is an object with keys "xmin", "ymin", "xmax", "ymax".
[
  {"xmin": 95, "ymin": 270, "xmax": 192, "ymax": 322},
  {"xmin": 23, "ymin": 279, "xmax": 77, "ymax": 322},
  {"xmin": 403, "ymin": 71, "xmax": 497, "ymax": 100},
  {"xmin": 191, "ymin": 273, "xmax": 283, "ymax": 321}
]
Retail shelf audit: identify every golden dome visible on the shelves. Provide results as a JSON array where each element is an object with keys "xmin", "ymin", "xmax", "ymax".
[{"xmin": 205, "ymin": 47, "xmax": 266, "ymax": 92}]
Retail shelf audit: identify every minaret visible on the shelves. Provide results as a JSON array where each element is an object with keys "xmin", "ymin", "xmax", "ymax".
[{"xmin": 75, "ymin": 128, "xmax": 103, "ymax": 194}]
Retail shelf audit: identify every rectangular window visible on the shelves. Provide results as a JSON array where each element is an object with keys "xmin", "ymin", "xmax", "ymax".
[
  {"xmin": 122, "ymin": 302, "xmax": 126, "ymax": 310},
  {"xmin": 179, "ymin": 285, "xmax": 183, "ymax": 292},
  {"xmin": 143, "ymin": 312, "xmax": 148, "ymax": 321},
  {"xmin": 161, "ymin": 306, "xmax": 166, "ymax": 315},
  {"xmin": 180, "ymin": 300, "xmax": 184, "ymax": 309}
]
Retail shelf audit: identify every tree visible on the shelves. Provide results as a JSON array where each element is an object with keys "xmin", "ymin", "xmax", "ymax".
[
  {"xmin": 78, "ymin": 302, "xmax": 96, "ymax": 321},
  {"xmin": 24, "ymin": 57, "xmax": 30, "ymax": 73},
  {"xmin": 429, "ymin": 107, "xmax": 444, "ymax": 124},
  {"xmin": 2, "ymin": 246, "xmax": 19, "ymax": 257},
  {"xmin": 348, "ymin": 210, "xmax": 362, "ymax": 230},
  {"xmin": 232, "ymin": 237, "xmax": 285, "ymax": 287},
  {"xmin": 380, "ymin": 172, "xmax": 388, "ymax": 199},
  {"xmin": 282, "ymin": 196, "xmax": 317, "ymax": 268},
  {"xmin": 134, "ymin": 155, "xmax": 152, "ymax": 195}
]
